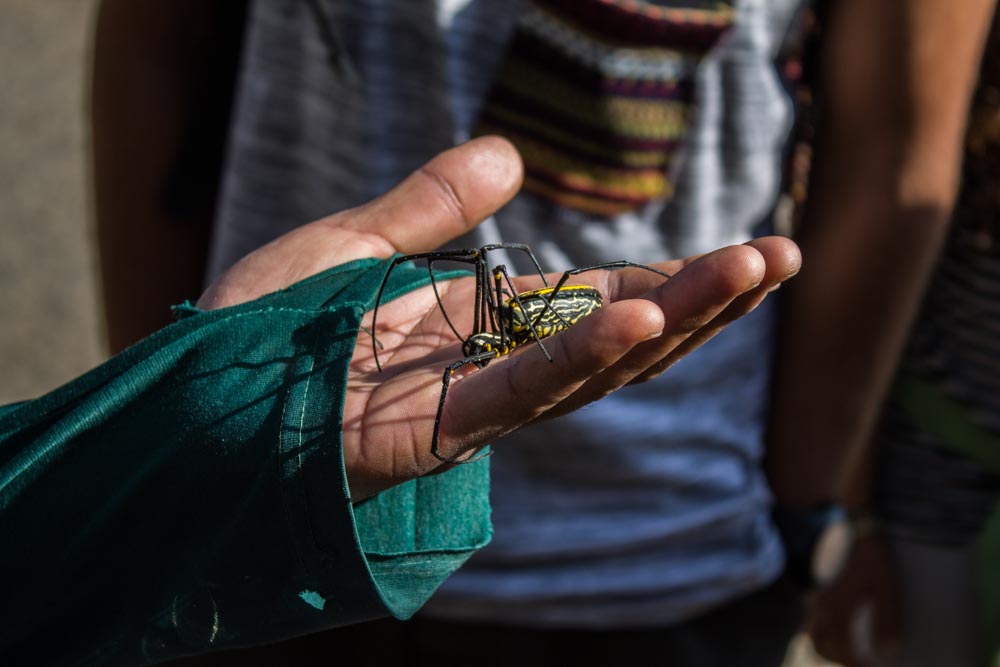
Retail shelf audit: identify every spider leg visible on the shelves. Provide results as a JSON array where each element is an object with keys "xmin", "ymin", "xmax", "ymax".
[
  {"xmin": 491, "ymin": 266, "xmax": 508, "ymax": 345},
  {"xmin": 371, "ymin": 249, "xmax": 481, "ymax": 372},
  {"xmin": 386, "ymin": 248, "xmax": 483, "ymax": 263},
  {"xmin": 494, "ymin": 263, "xmax": 554, "ymax": 362},
  {"xmin": 372, "ymin": 254, "xmax": 424, "ymax": 372},
  {"xmin": 476, "ymin": 253, "xmax": 490, "ymax": 337},
  {"xmin": 550, "ymin": 260, "xmax": 671, "ymax": 296},
  {"xmin": 481, "ymin": 243, "xmax": 550, "ymax": 287},
  {"xmin": 431, "ymin": 350, "xmax": 500, "ymax": 464},
  {"xmin": 426, "ymin": 257, "xmax": 465, "ymax": 343}
]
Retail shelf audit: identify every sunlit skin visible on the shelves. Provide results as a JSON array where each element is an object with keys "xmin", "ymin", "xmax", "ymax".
[
  {"xmin": 199, "ymin": 136, "xmax": 801, "ymax": 502},
  {"xmin": 369, "ymin": 243, "xmax": 674, "ymax": 463}
]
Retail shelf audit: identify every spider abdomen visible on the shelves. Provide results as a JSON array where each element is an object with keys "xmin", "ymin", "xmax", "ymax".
[{"xmin": 508, "ymin": 285, "xmax": 603, "ymax": 344}]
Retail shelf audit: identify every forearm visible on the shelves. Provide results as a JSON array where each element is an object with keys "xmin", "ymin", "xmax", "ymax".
[
  {"xmin": 91, "ymin": 0, "xmax": 240, "ymax": 353},
  {"xmin": 766, "ymin": 0, "xmax": 995, "ymax": 507},
  {"xmin": 0, "ymin": 260, "xmax": 490, "ymax": 665}
]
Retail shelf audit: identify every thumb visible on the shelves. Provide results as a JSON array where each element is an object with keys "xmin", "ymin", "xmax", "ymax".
[
  {"xmin": 198, "ymin": 136, "xmax": 523, "ymax": 309},
  {"xmin": 343, "ymin": 134, "xmax": 524, "ymax": 253}
]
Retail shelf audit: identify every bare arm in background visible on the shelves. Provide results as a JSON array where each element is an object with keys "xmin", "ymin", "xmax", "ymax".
[
  {"xmin": 91, "ymin": 0, "xmax": 238, "ymax": 353},
  {"xmin": 768, "ymin": 0, "xmax": 993, "ymax": 516},
  {"xmin": 765, "ymin": 0, "xmax": 995, "ymax": 662}
]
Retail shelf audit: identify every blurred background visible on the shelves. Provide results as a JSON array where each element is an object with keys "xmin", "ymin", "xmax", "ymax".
[
  {"xmin": 0, "ymin": 2, "xmax": 833, "ymax": 664},
  {"xmin": 0, "ymin": 1, "xmax": 103, "ymax": 404}
]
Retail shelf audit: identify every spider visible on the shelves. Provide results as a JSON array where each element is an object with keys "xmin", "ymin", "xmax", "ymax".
[{"xmin": 369, "ymin": 243, "xmax": 671, "ymax": 463}]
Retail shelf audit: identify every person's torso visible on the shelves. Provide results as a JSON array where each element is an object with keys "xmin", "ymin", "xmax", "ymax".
[{"xmin": 211, "ymin": 0, "xmax": 804, "ymax": 627}]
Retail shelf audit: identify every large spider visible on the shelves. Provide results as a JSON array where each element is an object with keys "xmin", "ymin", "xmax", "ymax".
[{"xmin": 370, "ymin": 243, "xmax": 671, "ymax": 463}]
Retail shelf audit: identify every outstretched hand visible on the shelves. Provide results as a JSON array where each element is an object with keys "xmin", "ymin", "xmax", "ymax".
[
  {"xmin": 808, "ymin": 533, "xmax": 902, "ymax": 666},
  {"xmin": 199, "ymin": 137, "xmax": 801, "ymax": 500}
]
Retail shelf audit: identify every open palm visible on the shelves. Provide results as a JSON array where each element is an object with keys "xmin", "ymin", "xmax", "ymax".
[{"xmin": 199, "ymin": 137, "xmax": 801, "ymax": 500}]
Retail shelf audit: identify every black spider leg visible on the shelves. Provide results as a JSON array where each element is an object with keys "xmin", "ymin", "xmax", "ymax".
[
  {"xmin": 476, "ymin": 251, "xmax": 493, "ymax": 338},
  {"xmin": 371, "ymin": 255, "xmax": 412, "ymax": 372},
  {"xmin": 550, "ymin": 260, "xmax": 672, "ymax": 296},
  {"xmin": 492, "ymin": 263, "xmax": 555, "ymax": 362},
  {"xmin": 461, "ymin": 253, "xmax": 485, "ymax": 358},
  {"xmin": 431, "ymin": 350, "xmax": 500, "ymax": 464},
  {"xmin": 459, "ymin": 251, "xmax": 499, "ymax": 357},
  {"xmin": 487, "ymin": 265, "xmax": 513, "ymax": 352},
  {"xmin": 371, "ymin": 249, "xmax": 480, "ymax": 372},
  {"xmin": 426, "ymin": 257, "xmax": 466, "ymax": 343},
  {"xmin": 479, "ymin": 243, "xmax": 551, "ymax": 288}
]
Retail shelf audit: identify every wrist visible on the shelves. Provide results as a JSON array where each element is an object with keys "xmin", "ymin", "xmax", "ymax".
[
  {"xmin": 846, "ymin": 508, "xmax": 882, "ymax": 541},
  {"xmin": 774, "ymin": 504, "xmax": 884, "ymax": 590},
  {"xmin": 773, "ymin": 502, "xmax": 847, "ymax": 590}
]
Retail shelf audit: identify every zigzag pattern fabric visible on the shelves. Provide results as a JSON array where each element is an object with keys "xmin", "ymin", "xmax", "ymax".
[{"xmin": 474, "ymin": 0, "xmax": 734, "ymax": 215}]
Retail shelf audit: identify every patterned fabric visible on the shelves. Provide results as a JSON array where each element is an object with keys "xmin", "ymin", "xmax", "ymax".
[{"xmin": 474, "ymin": 0, "xmax": 734, "ymax": 215}]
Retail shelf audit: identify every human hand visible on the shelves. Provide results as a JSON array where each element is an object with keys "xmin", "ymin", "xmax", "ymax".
[
  {"xmin": 199, "ymin": 137, "xmax": 801, "ymax": 500},
  {"xmin": 808, "ymin": 532, "xmax": 902, "ymax": 666}
]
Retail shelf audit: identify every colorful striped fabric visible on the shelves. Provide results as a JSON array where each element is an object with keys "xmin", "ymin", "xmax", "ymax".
[{"xmin": 474, "ymin": 0, "xmax": 734, "ymax": 215}]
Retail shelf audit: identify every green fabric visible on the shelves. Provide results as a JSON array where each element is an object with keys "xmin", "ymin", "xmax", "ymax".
[
  {"xmin": 0, "ymin": 258, "xmax": 490, "ymax": 666},
  {"xmin": 890, "ymin": 371, "xmax": 1000, "ymax": 659}
]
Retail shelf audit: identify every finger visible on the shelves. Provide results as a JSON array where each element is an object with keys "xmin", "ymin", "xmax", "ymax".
[
  {"xmin": 510, "ymin": 236, "xmax": 797, "ymax": 310},
  {"xmin": 807, "ymin": 592, "xmax": 857, "ymax": 665},
  {"xmin": 341, "ymin": 135, "xmax": 524, "ymax": 254},
  {"xmin": 433, "ymin": 297, "xmax": 665, "ymax": 462},
  {"xmin": 198, "ymin": 136, "xmax": 523, "ymax": 309},
  {"xmin": 539, "ymin": 244, "xmax": 771, "ymax": 417},
  {"xmin": 629, "ymin": 235, "xmax": 801, "ymax": 383}
]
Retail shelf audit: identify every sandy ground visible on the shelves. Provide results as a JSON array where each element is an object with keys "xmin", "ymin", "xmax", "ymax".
[
  {"xmin": 0, "ymin": 3, "xmax": 840, "ymax": 665},
  {"xmin": 0, "ymin": 1, "xmax": 104, "ymax": 404}
]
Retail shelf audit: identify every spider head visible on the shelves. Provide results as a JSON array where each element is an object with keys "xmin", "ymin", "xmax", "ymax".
[{"xmin": 463, "ymin": 332, "xmax": 504, "ymax": 367}]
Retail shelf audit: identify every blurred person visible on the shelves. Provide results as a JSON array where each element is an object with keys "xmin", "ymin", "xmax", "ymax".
[
  {"xmin": 91, "ymin": 1, "xmax": 248, "ymax": 352},
  {"xmin": 805, "ymin": 9, "xmax": 1000, "ymax": 667},
  {"xmin": 2, "ymin": 137, "xmax": 801, "ymax": 665},
  {"xmin": 91, "ymin": 1, "xmax": 994, "ymax": 665}
]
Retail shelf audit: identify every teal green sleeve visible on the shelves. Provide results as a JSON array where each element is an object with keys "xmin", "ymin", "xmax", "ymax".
[{"xmin": 0, "ymin": 258, "xmax": 490, "ymax": 666}]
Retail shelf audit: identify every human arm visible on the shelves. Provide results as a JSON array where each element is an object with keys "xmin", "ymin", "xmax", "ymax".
[
  {"xmin": 91, "ymin": 0, "xmax": 241, "ymax": 353},
  {"xmin": 764, "ymin": 0, "xmax": 995, "ymax": 662},
  {"xmin": 2, "ymin": 138, "xmax": 800, "ymax": 664}
]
